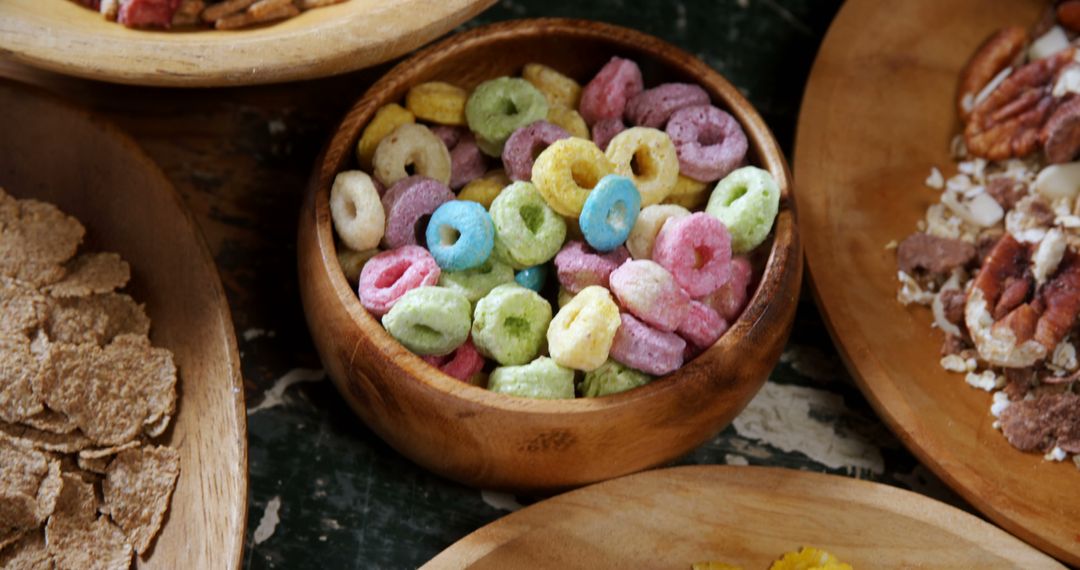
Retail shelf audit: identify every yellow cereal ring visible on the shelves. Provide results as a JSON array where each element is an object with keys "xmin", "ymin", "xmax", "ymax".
[
  {"xmin": 663, "ymin": 174, "xmax": 710, "ymax": 209},
  {"xmin": 356, "ymin": 103, "xmax": 414, "ymax": 170},
  {"xmin": 605, "ymin": 127, "xmax": 679, "ymax": 206},
  {"xmin": 523, "ymin": 63, "xmax": 582, "ymax": 109},
  {"xmin": 336, "ymin": 246, "xmax": 380, "ymax": 284},
  {"xmin": 405, "ymin": 81, "xmax": 468, "ymax": 126},
  {"xmin": 557, "ymin": 286, "xmax": 575, "ymax": 308},
  {"xmin": 547, "ymin": 104, "xmax": 590, "ymax": 140},
  {"xmin": 532, "ymin": 138, "xmax": 614, "ymax": 217},
  {"xmin": 458, "ymin": 169, "xmax": 510, "ymax": 208},
  {"xmin": 372, "ymin": 123, "xmax": 451, "ymax": 187},
  {"xmin": 547, "ymin": 285, "xmax": 620, "ymax": 371}
]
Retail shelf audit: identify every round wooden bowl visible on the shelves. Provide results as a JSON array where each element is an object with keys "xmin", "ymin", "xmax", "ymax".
[
  {"xmin": 298, "ymin": 18, "xmax": 802, "ymax": 492},
  {"xmin": 0, "ymin": 0, "xmax": 496, "ymax": 87},
  {"xmin": 0, "ymin": 79, "xmax": 247, "ymax": 568}
]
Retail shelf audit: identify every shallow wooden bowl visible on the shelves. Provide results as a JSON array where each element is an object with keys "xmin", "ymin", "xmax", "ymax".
[
  {"xmin": 0, "ymin": 79, "xmax": 247, "ymax": 568},
  {"xmin": 298, "ymin": 18, "xmax": 802, "ymax": 492},
  {"xmin": 795, "ymin": 0, "xmax": 1080, "ymax": 564},
  {"xmin": 0, "ymin": 0, "xmax": 496, "ymax": 87},
  {"xmin": 424, "ymin": 466, "xmax": 1063, "ymax": 569}
]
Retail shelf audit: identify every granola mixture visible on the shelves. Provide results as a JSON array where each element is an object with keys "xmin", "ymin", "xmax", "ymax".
[
  {"xmin": 896, "ymin": 3, "xmax": 1080, "ymax": 469},
  {"xmin": 74, "ymin": 0, "xmax": 347, "ymax": 30},
  {"xmin": 0, "ymin": 187, "xmax": 180, "ymax": 568}
]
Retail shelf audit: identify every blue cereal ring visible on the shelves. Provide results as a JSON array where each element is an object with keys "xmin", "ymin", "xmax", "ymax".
[
  {"xmin": 425, "ymin": 200, "xmax": 495, "ymax": 271},
  {"xmin": 579, "ymin": 175, "xmax": 641, "ymax": 252},
  {"xmin": 515, "ymin": 264, "xmax": 549, "ymax": 292}
]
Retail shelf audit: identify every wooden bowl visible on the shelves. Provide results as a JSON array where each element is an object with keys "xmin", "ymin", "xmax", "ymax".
[
  {"xmin": 795, "ymin": 0, "xmax": 1080, "ymax": 564},
  {"xmin": 298, "ymin": 18, "xmax": 802, "ymax": 492},
  {"xmin": 0, "ymin": 0, "xmax": 496, "ymax": 87},
  {"xmin": 0, "ymin": 79, "xmax": 247, "ymax": 568},
  {"xmin": 424, "ymin": 466, "xmax": 1063, "ymax": 568}
]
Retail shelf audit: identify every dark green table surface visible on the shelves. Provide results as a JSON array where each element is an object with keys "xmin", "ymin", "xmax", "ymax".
[{"xmin": 0, "ymin": 1, "xmax": 975, "ymax": 568}]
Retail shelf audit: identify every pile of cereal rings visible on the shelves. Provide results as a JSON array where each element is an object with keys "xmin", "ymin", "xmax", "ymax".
[{"xmin": 330, "ymin": 56, "xmax": 781, "ymax": 399}]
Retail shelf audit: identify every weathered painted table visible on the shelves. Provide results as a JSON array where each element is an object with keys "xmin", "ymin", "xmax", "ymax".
[{"xmin": 1, "ymin": 1, "xmax": 971, "ymax": 568}]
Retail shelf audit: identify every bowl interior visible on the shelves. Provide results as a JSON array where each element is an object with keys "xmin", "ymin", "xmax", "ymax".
[
  {"xmin": 0, "ymin": 79, "xmax": 247, "ymax": 569},
  {"xmin": 0, "ymin": 0, "xmax": 496, "ymax": 86},
  {"xmin": 312, "ymin": 18, "xmax": 799, "ymax": 413},
  {"xmin": 794, "ymin": 0, "xmax": 1080, "ymax": 564}
]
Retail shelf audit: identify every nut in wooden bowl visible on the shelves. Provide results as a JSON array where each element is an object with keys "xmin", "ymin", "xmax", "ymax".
[{"xmin": 298, "ymin": 18, "xmax": 802, "ymax": 493}]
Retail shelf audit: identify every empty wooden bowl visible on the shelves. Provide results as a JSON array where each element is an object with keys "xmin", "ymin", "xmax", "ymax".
[
  {"xmin": 0, "ymin": 0, "xmax": 496, "ymax": 87},
  {"xmin": 298, "ymin": 18, "xmax": 802, "ymax": 492},
  {"xmin": 0, "ymin": 79, "xmax": 247, "ymax": 568}
]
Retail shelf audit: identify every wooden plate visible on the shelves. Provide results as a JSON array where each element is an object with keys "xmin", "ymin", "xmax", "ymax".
[
  {"xmin": 0, "ymin": 79, "xmax": 247, "ymax": 568},
  {"xmin": 0, "ymin": 0, "xmax": 496, "ymax": 87},
  {"xmin": 422, "ymin": 465, "xmax": 1062, "ymax": 569},
  {"xmin": 794, "ymin": 0, "xmax": 1080, "ymax": 564}
]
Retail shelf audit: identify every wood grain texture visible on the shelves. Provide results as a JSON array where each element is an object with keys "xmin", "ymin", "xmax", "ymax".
[
  {"xmin": 0, "ymin": 0, "xmax": 496, "ymax": 87},
  {"xmin": 422, "ymin": 465, "xmax": 1063, "ymax": 569},
  {"xmin": 0, "ymin": 79, "xmax": 247, "ymax": 569},
  {"xmin": 298, "ymin": 19, "xmax": 803, "ymax": 492},
  {"xmin": 794, "ymin": 0, "xmax": 1080, "ymax": 565}
]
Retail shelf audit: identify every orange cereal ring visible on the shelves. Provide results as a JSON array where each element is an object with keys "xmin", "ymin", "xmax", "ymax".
[{"xmin": 405, "ymin": 81, "xmax": 468, "ymax": 126}]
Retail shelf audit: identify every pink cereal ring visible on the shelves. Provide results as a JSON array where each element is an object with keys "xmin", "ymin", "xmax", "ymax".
[
  {"xmin": 449, "ymin": 132, "xmax": 487, "ymax": 190},
  {"xmin": 423, "ymin": 337, "xmax": 485, "ymax": 381},
  {"xmin": 700, "ymin": 255, "xmax": 753, "ymax": 322},
  {"xmin": 501, "ymin": 121, "xmax": 570, "ymax": 182},
  {"xmin": 608, "ymin": 259, "xmax": 690, "ymax": 332},
  {"xmin": 358, "ymin": 245, "xmax": 440, "ymax": 317},
  {"xmin": 579, "ymin": 57, "xmax": 644, "ymax": 126},
  {"xmin": 626, "ymin": 83, "xmax": 711, "ymax": 128},
  {"xmin": 610, "ymin": 313, "xmax": 685, "ymax": 375},
  {"xmin": 652, "ymin": 212, "xmax": 733, "ymax": 298},
  {"xmin": 431, "ymin": 125, "xmax": 465, "ymax": 149},
  {"xmin": 554, "ymin": 241, "xmax": 630, "ymax": 294},
  {"xmin": 380, "ymin": 176, "xmax": 454, "ymax": 248},
  {"xmin": 666, "ymin": 105, "xmax": 748, "ymax": 182},
  {"xmin": 591, "ymin": 117, "xmax": 626, "ymax": 152},
  {"xmin": 677, "ymin": 300, "xmax": 729, "ymax": 350}
]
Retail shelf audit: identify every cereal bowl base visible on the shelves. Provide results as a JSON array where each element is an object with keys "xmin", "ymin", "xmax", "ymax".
[{"xmin": 299, "ymin": 18, "xmax": 801, "ymax": 492}]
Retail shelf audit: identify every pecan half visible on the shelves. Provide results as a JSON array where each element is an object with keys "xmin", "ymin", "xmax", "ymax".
[
  {"xmin": 1059, "ymin": 0, "xmax": 1080, "ymax": 33},
  {"xmin": 965, "ymin": 48, "xmax": 1075, "ymax": 160},
  {"xmin": 1034, "ymin": 249, "xmax": 1080, "ymax": 350},
  {"xmin": 1041, "ymin": 96, "xmax": 1080, "ymax": 163},
  {"xmin": 957, "ymin": 27, "xmax": 1030, "ymax": 123}
]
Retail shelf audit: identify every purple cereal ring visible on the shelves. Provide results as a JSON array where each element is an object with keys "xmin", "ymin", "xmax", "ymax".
[
  {"xmin": 677, "ymin": 300, "xmax": 729, "ymax": 350},
  {"xmin": 626, "ymin": 83, "xmax": 711, "ymax": 128},
  {"xmin": 608, "ymin": 259, "xmax": 690, "ymax": 332},
  {"xmin": 609, "ymin": 313, "xmax": 685, "ymax": 375},
  {"xmin": 592, "ymin": 117, "xmax": 626, "ymax": 152},
  {"xmin": 381, "ymin": 176, "xmax": 454, "ymax": 248},
  {"xmin": 700, "ymin": 255, "xmax": 752, "ymax": 322},
  {"xmin": 449, "ymin": 132, "xmax": 488, "ymax": 190},
  {"xmin": 554, "ymin": 241, "xmax": 630, "ymax": 294},
  {"xmin": 501, "ymin": 121, "xmax": 570, "ymax": 181},
  {"xmin": 358, "ymin": 245, "xmax": 440, "ymax": 317},
  {"xmin": 431, "ymin": 125, "xmax": 465, "ymax": 149},
  {"xmin": 666, "ymin": 105, "xmax": 748, "ymax": 182},
  {"xmin": 652, "ymin": 212, "xmax": 733, "ymax": 297},
  {"xmin": 579, "ymin": 57, "xmax": 644, "ymax": 126}
]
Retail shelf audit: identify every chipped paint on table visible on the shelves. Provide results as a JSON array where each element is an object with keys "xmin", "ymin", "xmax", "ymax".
[{"xmin": 0, "ymin": 1, "xmax": 975, "ymax": 569}]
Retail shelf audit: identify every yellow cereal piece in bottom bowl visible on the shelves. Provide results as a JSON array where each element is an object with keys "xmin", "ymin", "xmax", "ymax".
[{"xmin": 547, "ymin": 285, "xmax": 620, "ymax": 371}]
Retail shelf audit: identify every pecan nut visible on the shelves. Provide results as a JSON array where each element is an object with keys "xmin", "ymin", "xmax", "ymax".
[
  {"xmin": 965, "ymin": 48, "xmax": 1075, "ymax": 160},
  {"xmin": 957, "ymin": 27, "xmax": 1029, "ymax": 122},
  {"xmin": 1041, "ymin": 96, "xmax": 1080, "ymax": 163},
  {"xmin": 1059, "ymin": 0, "xmax": 1080, "ymax": 33}
]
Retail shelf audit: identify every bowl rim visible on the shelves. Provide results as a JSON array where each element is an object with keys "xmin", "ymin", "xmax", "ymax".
[
  {"xmin": 306, "ymin": 17, "xmax": 799, "ymax": 415},
  {"xmin": 0, "ymin": 0, "xmax": 497, "ymax": 87}
]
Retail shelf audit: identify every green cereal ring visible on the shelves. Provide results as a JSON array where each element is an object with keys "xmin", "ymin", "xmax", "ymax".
[
  {"xmin": 382, "ymin": 286, "xmax": 471, "ymax": 356},
  {"xmin": 490, "ymin": 182, "xmax": 567, "ymax": 269},
  {"xmin": 471, "ymin": 284, "xmax": 552, "ymax": 365},
  {"xmin": 438, "ymin": 258, "xmax": 515, "ymax": 305},
  {"xmin": 532, "ymin": 138, "xmax": 614, "ymax": 217},
  {"xmin": 488, "ymin": 356, "xmax": 575, "ymax": 399},
  {"xmin": 706, "ymin": 166, "xmax": 780, "ymax": 253},
  {"xmin": 465, "ymin": 77, "xmax": 549, "ymax": 157},
  {"xmin": 580, "ymin": 360, "xmax": 652, "ymax": 397}
]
